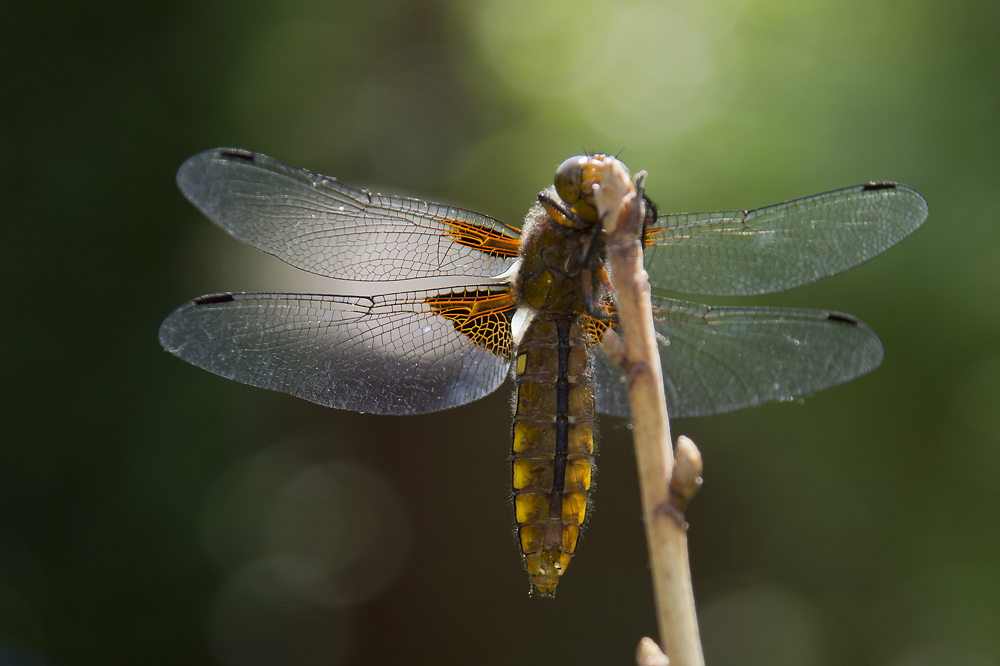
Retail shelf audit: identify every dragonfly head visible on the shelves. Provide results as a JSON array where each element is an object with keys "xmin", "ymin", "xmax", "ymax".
[{"xmin": 554, "ymin": 154, "xmax": 610, "ymax": 224}]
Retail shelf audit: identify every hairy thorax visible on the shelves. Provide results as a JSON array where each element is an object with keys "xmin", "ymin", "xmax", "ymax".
[{"xmin": 514, "ymin": 196, "xmax": 604, "ymax": 316}]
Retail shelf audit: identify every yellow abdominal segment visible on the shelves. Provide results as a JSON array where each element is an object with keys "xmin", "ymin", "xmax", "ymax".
[{"xmin": 511, "ymin": 317, "xmax": 595, "ymax": 596}]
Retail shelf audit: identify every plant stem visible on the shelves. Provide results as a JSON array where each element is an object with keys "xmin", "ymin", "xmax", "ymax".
[{"xmin": 597, "ymin": 159, "xmax": 705, "ymax": 666}]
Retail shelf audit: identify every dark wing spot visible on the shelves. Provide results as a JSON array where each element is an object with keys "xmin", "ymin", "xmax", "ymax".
[
  {"xmin": 826, "ymin": 311, "xmax": 860, "ymax": 325},
  {"xmin": 193, "ymin": 293, "xmax": 236, "ymax": 305},
  {"xmin": 863, "ymin": 181, "xmax": 897, "ymax": 191},
  {"xmin": 218, "ymin": 148, "xmax": 255, "ymax": 161}
]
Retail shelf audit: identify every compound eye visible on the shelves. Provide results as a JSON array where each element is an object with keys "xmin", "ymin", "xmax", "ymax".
[{"xmin": 554, "ymin": 155, "xmax": 588, "ymax": 205}]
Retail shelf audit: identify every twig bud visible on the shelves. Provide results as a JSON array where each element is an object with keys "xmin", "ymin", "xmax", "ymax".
[
  {"xmin": 636, "ymin": 637, "xmax": 670, "ymax": 666},
  {"xmin": 600, "ymin": 327, "xmax": 629, "ymax": 369},
  {"xmin": 669, "ymin": 436, "xmax": 704, "ymax": 512}
]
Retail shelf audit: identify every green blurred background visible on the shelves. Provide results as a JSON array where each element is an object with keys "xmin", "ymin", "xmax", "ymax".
[{"xmin": 5, "ymin": 0, "xmax": 1000, "ymax": 664}]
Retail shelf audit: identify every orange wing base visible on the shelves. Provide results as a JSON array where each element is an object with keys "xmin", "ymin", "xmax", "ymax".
[
  {"xmin": 425, "ymin": 288, "xmax": 518, "ymax": 358},
  {"xmin": 443, "ymin": 219, "xmax": 521, "ymax": 258}
]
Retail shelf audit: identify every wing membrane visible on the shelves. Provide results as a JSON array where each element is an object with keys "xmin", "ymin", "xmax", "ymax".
[
  {"xmin": 643, "ymin": 182, "xmax": 928, "ymax": 296},
  {"xmin": 159, "ymin": 290, "xmax": 514, "ymax": 414},
  {"xmin": 594, "ymin": 296, "xmax": 883, "ymax": 419},
  {"xmin": 176, "ymin": 148, "xmax": 521, "ymax": 282}
]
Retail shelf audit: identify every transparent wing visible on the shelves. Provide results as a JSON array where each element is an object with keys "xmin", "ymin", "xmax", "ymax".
[
  {"xmin": 593, "ymin": 296, "xmax": 883, "ymax": 419},
  {"xmin": 176, "ymin": 148, "xmax": 521, "ymax": 282},
  {"xmin": 643, "ymin": 182, "xmax": 928, "ymax": 296},
  {"xmin": 159, "ymin": 290, "xmax": 513, "ymax": 415}
]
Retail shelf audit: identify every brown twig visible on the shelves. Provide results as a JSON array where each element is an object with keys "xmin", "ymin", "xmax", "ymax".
[{"xmin": 596, "ymin": 159, "xmax": 705, "ymax": 666}]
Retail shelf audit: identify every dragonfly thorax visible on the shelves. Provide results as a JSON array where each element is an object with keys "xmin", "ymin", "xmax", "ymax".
[{"xmin": 515, "ymin": 193, "xmax": 606, "ymax": 316}]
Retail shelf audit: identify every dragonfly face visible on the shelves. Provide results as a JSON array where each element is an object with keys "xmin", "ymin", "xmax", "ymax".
[{"xmin": 160, "ymin": 148, "xmax": 928, "ymax": 596}]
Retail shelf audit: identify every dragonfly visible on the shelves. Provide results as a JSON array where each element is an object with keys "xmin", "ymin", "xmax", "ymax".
[{"xmin": 159, "ymin": 148, "xmax": 927, "ymax": 596}]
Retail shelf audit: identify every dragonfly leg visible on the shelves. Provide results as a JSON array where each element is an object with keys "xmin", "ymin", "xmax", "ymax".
[
  {"xmin": 538, "ymin": 193, "xmax": 588, "ymax": 230},
  {"xmin": 580, "ymin": 258, "xmax": 616, "ymax": 322},
  {"xmin": 595, "ymin": 259, "xmax": 615, "ymax": 302}
]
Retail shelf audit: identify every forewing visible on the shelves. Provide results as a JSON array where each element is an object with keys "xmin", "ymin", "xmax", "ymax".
[
  {"xmin": 643, "ymin": 183, "xmax": 928, "ymax": 296},
  {"xmin": 176, "ymin": 148, "xmax": 521, "ymax": 282},
  {"xmin": 594, "ymin": 296, "xmax": 883, "ymax": 419},
  {"xmin": 159, "ymin": 289, "xmax": 515, "ymax": 415}
]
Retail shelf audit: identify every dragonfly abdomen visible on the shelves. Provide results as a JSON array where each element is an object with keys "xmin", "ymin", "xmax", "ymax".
[{"xmin": 511, "ymin": 315, "xmax": 595, "ymax": 596}]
